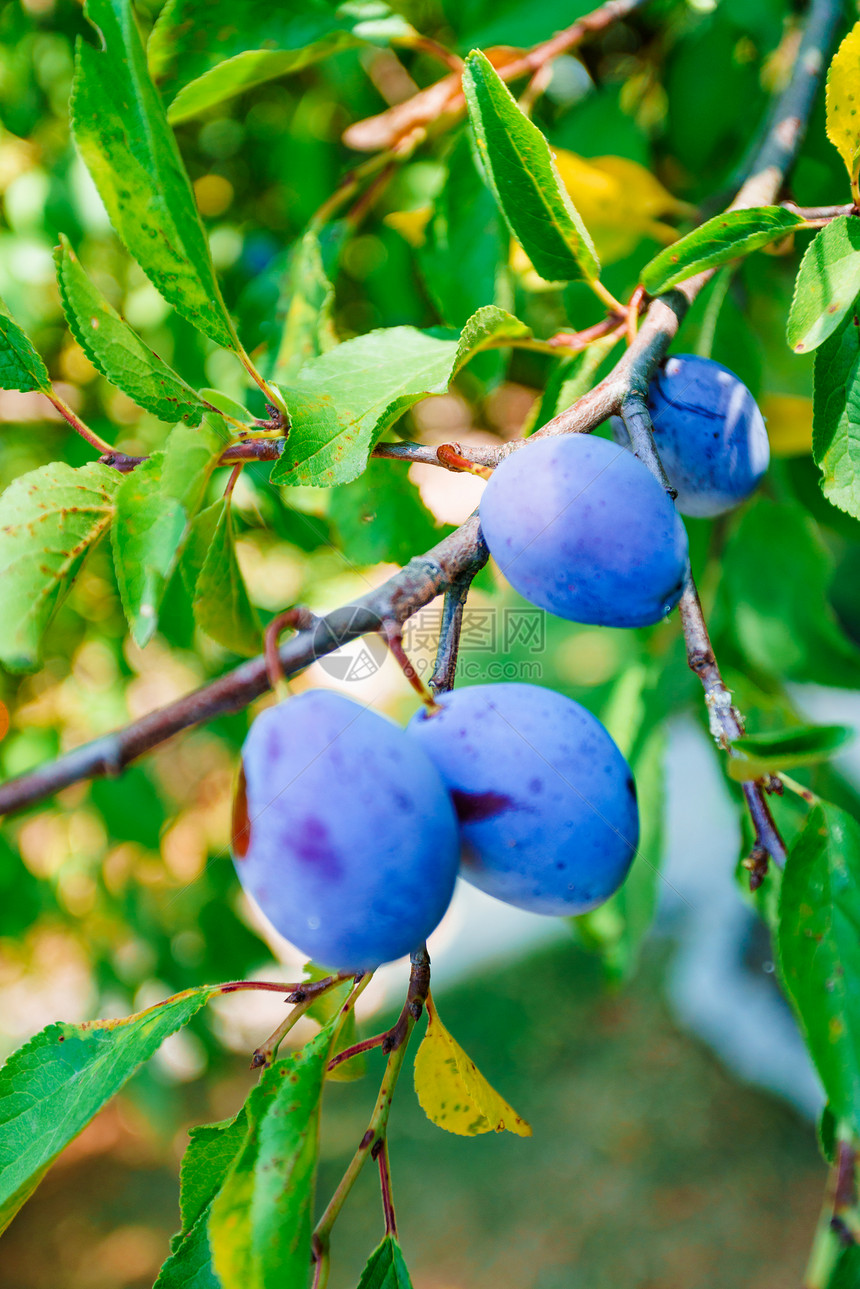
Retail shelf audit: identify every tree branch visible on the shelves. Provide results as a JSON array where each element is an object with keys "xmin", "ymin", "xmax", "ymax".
[{"xmin": 0, "ymin": 0, "xmax": 838, "ymax": 825}]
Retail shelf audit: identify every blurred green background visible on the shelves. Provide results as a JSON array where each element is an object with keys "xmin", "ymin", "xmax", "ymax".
[{"xmin": 2, "ymin": 0, "xmax": 860, "ymax": 1283}]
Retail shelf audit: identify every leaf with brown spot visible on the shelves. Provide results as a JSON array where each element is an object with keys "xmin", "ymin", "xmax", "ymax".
[
  {"xmin": 55, "ymin": 234, "xmax": 206, "ymax": 424},
  {"xmin": 413, "ymin": 995, "xmax": 531, "ymax": 1138},
  {"xmin": 0, "ymin": 461, "xmax": 121, "ymax": 672}
]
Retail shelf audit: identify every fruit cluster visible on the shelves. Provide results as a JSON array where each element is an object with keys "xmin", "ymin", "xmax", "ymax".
[{"xmin": 231, "ymin": 356, "xmax": 768, "ymax": 972}]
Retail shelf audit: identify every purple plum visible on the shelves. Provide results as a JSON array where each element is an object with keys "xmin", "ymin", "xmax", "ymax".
[
  {"xmin": 232, "ymin": 690, "xmax": 460, "ymax": 971},
  {"xmin": 409, "ymin": 683, "xmax": 639, "ymax": 915},
  {"xmin": 479, "ymin": 434, "xmax": 688, "ymax": 627}
]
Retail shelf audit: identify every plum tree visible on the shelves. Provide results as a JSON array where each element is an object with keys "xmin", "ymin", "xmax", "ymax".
[
  {"xmin": 409, "ymin": 683, "xmax": 639, "ymax": 915},
  {"xmin": 479, "ymin": 435, "xmax": 689, "ymax": 627},
  {"xmin": 231, "ymin": 689, "xmax": 460, "ymax": 971},
  {"xmin": 616, "ymin": 354, "xmax": 770, "ymax": 517}
]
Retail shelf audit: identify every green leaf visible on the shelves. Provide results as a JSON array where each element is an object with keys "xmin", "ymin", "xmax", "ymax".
[
  {"xmin": 329, "ymin": 459, "xmax": 445, "ymax": 565},
  {"xmin": 417, "ymin": 131, "xmax": 508, "ymax": 328},
  {"xmin": 356, "ymin": 1238, "xmax": 414, "ymax": 1289},
  {"xmin": 728, "ymin": 725, "xmax": 855, "ymax": 781},
  {"xmin": 462, "ymin": 50, "xmax": 599, "ymax": 285},
  {"xmin": 192, "ymin": 500, "xmax": 261, "ymax": 657},
  {"xmin": 0, "ymin": 461, "xmax": 121, "ymax": 672},
  {"xmin": 0, "ymin": 986, "xmax": 217, "ymax": 1233},
  {"xmin": 208, "ymin": 1026, "xmax": 334, "ymax": 1289},
  {"xmin": 271, "ymin": 225, "xmax": 344, "ymax": 384},
  {"xmin": 272, "ymin": 305, "xmax": 530, "ymax": 487},
  {"xmin": 777, "ymin": 803, "xmax": 860, "ymax": 1133},
  {"xmin": 155, "ymin": 1107, "xmax": 249, "ymax": 1289},
  {"xmin": 150, "ymin": 0, "xmax": 413, "ymax": 124},
  {"xmin": 0, "ymin": 297, "xmax": 51, "ymax": 393},
  {"xmin": 830, "ymin": 1246, "xmax": 860, "ymax": 1288},
  {"xmin": 112, "ymin": 421, "xmax": 224, "ymax": 646},
  {"xmin": 641, "ymin": 207, "xmax": 806, "ymax": 295},
  {"xmin": 71, "ymin": 0, "xmax": 237, "ymax": 349},
  {"xmin": 55, "ymin": 235, "xmax": 206, "ymax": 426},
  {"xmin": 786, "ymin": 217, "xmax": 860, "ymax": 354},
  {"xmin": 813, "ymin": 314, "xmax": 860, "ymax": 519},
  {"xmin": 720, "ymin": 498, "xmax": 860, "ymax": 688}
]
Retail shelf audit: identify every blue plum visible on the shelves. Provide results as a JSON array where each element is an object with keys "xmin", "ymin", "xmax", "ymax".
[
  {"xmin": 409, "ymin": 683, "xmax": 639, "ymax": 915},
  {"xmin": 639, "ymin": 353, "xmax": 769, "ymax": 517},
  {"xmin": 232, "ymin": 690, "xmax": 460, "ymax": 971},
  {"xmin": 479, "ymin": 434, "xmax": 688, "ymax": 628}
]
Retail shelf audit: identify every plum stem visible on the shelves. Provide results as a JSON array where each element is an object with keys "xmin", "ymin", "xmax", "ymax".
[
  {"xmin": 430, "ymin": 578, "xmax": 473, "ymax": 697},
  {"xmin": 380, "ymin": 622, "xmax": 440, "ymax": 713},
  {"xmin": 263, "ymin": 607, "xmax": 316, "ymax": 701}
]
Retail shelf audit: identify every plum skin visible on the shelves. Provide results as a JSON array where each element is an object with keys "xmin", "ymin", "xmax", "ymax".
[
  {"xmin": 479, "ymin": 434, "xmax": 689, "ymax": 628},
  {"xmin": 408, "ymin": 683, "xmax": 639, "ymax": 916},
  {"xmin": 643, "ymin": 353, "xmax": 769, "ymax": 517},
  {"xmin": 232, "ymin": 690, "xmax": 460, "ymax": 972}
]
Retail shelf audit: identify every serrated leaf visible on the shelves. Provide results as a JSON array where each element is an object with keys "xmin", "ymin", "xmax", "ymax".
[
  {"xmin": 150, "ymin": 0, "xmax": 413, "ymax": 124},
  {"xmin": 154, "ymin": 1107, "xmax": 248, "ymax": 1289},
  {"xmin": 462, "ymin": 50, "xmax": 599, "ymax": 285},
  {"xmin": 0, "ymin": 986, "xmax": 217, "ymax": 1233},
  {"xmin": 826, "ymin": 22, "xmax": 860, "ymax": 202},
  {"xmin": 272, "ymin": 305, "xmax": 530, "ymax": 486},
  {"xmin": 356, "ymin": 1238, "xmax": 414, "ymax": 1289},
  {"xmin": 721, "ymin": 498, "xmax": 860, "ymax": 688},
  {"xmin": 0, "ymin": 297, "xmax": 51, "ymax": 393},
  {"xmin": 728, "ymin": 725, "xmax": 855, "ymax": 781},
  {"xmin": 641, "ymin": 207, "xmax": 806, "ymax": 294},
  {"xmin": 209, "ymin": 1025, "xmax": 334, "ymax": 1289},
  {"xmin": 413, "ymin": 996, "xmax": 531, "ymax": 1137},
  {"xmin": 0, "ymin": 461, "xmax": 121, "ymax": 672},
  {"xmin": 786, "ymin": 217, "xmax": 860, "ymax": 354},
  {"xmin": 113, "ymin": 420, "xmax": 224, "ymax": 645},
  {"xmin": 71, "ymin": 0, "xmax": 237, "ymax": 349},
  {"xmin": 777, "ymin": 803, "xmax": 860, "ymax": 1134},
  {"xmin": 272, "ymin": 225, "xmax": 344, "ymax": 384},
  {"xmin": 813, "ymin": 314, "xmax": 860, "ymax": 519},
  {"xmin": 193, "ymin": 499, "xmax": 261, "ymax": 657},
  {"xmin": 55, "ymin": 235, "xmax": 205, "ymax": 425}
]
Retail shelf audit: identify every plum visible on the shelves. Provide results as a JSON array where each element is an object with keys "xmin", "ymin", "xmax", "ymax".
[
  {"xmin": 232, "ymin": 690, "xmax": 460, "ymax": 971},
  {"xmin": 636, "ymin": 353, "xmax": 769, "ymax": 517},
  {"xmin": 409, "ymin": 683, "xmax": 639, "ymax": 915},
  {"xmin": 479, "ymin": 434, "xmax": 688, "ymax": 627}
]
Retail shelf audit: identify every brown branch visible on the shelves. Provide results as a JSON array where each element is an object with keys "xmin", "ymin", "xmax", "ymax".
[
  {"xmin": 98, "ymin": 436, "xmax": 285, "ymax": 474},
  {"xmin": 0, "ymin": 0, "xmax": 837, "ymax": 828}
]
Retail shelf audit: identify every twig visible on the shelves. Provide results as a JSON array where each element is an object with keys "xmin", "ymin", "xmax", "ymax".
[
  {"xmin": 372, "ymin": 440, "xmax": 500, "ymax": 470},
  {"xmin": 430, "ymin": 579, "xmax": 472, "ymax": 696},
  {"xmin": 312, "ymin": 948, "xmax": 430, "ymax": 1289},
  {"xmin": 98, "ymin": 436, "xmax": 286, "ymax": 474},
  {"xmin": 0, "ymin": 0, "xmax": 836, "ymax": 824},
  {"xmin": 46, "ymin": 392, "xmax": 114, "ymax": 455}
]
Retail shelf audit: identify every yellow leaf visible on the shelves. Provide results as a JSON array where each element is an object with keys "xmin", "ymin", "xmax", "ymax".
[
  {"xmin": 384, "ymin": 206, "xmax": 433, "ymax": 248},
  {"xmin": 413, "ymin": 995, "xmax": 531, "ymax": 1137},
  {"xmin": 509, "ymin": 150, "xmax": 689, "ymax": 270},
  {"xmin": 761, "ymin": 394, "xmax": 813, "ymax": 457},
  {"xmin": 826, "ymin": 21, "xmax": 860, "ymax": 202}
]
